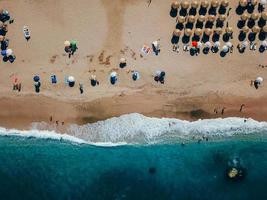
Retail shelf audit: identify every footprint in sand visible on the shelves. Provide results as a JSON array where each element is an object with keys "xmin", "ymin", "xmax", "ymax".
[{"xmin": 50, "ymin": 55, "xmax": 58, "ymax": 64}]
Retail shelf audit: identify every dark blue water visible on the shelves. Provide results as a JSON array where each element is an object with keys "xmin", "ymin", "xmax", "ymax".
[{"xmin": 0, "ymin": 135, "xmax": 267, "ymax": 200}]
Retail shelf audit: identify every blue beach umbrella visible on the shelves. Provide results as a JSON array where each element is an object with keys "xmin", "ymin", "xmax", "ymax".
[{"xmin": 33, "ymin": 75, "xmax": 40, "ymax": 82}]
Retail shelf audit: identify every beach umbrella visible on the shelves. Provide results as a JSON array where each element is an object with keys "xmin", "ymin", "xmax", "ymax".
[
  {"xmin": 119, "ymin": 57, "xmax": 126, "ymax": 64},
  {"xmin": 68, "ymin": 76, "xmax": 75, "ymax": 83},
  {"xmin": 263, "ymin": 25, "xmax": 267, "ymax": 33},
  {"xmin": 252, "ymin": 26, "xmax": 261, "ymax": 33},
  {"xmin": 0, "ymin": 21, "xmax": 3, "ymax": 28},
  {"xmin": 198, "ymin": 15, "xmax": 206, "ymax": 22},
  {"xmin": 194, "ymin": 28, "xmax": 203, "ymax": 36},
  {"xmin": 242, "ymin": 26, "xmax": 250, "ymax": 33},
  {"xmin": 173, "ymin": 29, "xmax": 182, "ymax": 37},
  {"xmin": 204, "ymin": 41, "xmax": 212, "ymax": 48},
  {"xmin": 214, "ymin": 41, "xmax": 221, "ymax": 47},
  {"xmin": 261, "ymin": 12, "xmax": 267, "ymax": 21},
  {"xmin": 33, "ymin": 75, "xmax": 40, "ymax": 82},
  {"xmin": 260, "ymin": 0, "xmax": 267, "ymax": 5},
  {"xmin": 6, "ymin": 49, "xmax": 12, "ymax": 56},
  {"xmin": 241, "ymin": 13, "xmax": 250, "ymax": 21},
  {"xmin": 91, "ymin": 74, "xmax": 97, "ymax": 80},
  {"xmin": 225, "ymin": 27, "xmax": 233, "ymax": 34},
  {"xmin": 251, "ymin": 0, "xmax": 259, "ymax": 6},
  {"xmin": 201, "ymin": 0, "xmax": 209, "ymax": 8},
  {"xmin": 0, "ymin": 35, "xmax": 4, "ymax": 42},
  {"xmin": 197, "ymin": 41, "xmax": 203, "ymax": 48},
  {"xmin": 185, "ymin": 28, "xmax": 193, "ymax": 36},
  {"xmin": 64, "ymin": 40, "xmax": 70, "ymax": 47},
  {"xmin": 171, "ymin": 1, "xmax": 180, "ymax": 9},
  {"xmin": 110, "ymin": 71, "xmax": 117, "ymax": 77},
  {"xmin": 181, "ymin": 1, "xmax": 190, "ymax": 9},
  {"xmin": 262, "ymin": 40, "xmax": 267, "ymax": 47},
  {"xmin": 211, "ymin": 0, "xmax": 219, "ymax": 8},
  {"xmin": 204, "ymin": 28, "xmax": 213, "ymax": 36},
  {"xmin": 226, "ymin": 41, "xmax": 233, "ymax": 48},
  {"xmin": 256, "ymin": 77, "xmax": 263, "ymax": 83},
  {"xmin": 188, "ymin": 15, "xmax": 196, "ymax": 23},
  {"xmin": 215, "ymin": 27, "xmax": 223, "ymax": 34},
  {"xmin": 218, "ymin": 15, "xmax": 227, "ymax": 22},
  {"xmin": 177, "ymin": 16, "xmax": 186, "ymax": 23},
  {"xmin": 191, "ymin": 0, "xmax": 199, "ymax": 9},
  {"xmin": 208, "ymin": 15, "xmax": 216, "ymax": 22},
  {"xmin": 251, "ymin": 13, "xmax": 260, "ymax": 20},
  {"xmin": 221, "ymin": 0, "xmax": 229, "ymax": 7},
  {"xmin": 242, "ymin": 40, "xmax": 249, "ymax": 47},
  {"xmin": 192, "ymin": 41, "xmax": 198, "ymax": 47},
  {"xmin": 239, "ymin": 0, "xmax": 248, "ymax": 7},
  {"xmin": 222, "ymin": 45, "xmax": 229, "ymax": 52}
]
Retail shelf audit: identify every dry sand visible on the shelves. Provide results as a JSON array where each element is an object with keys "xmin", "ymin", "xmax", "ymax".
[{"xmin": 0, "ymin": 0, "xmax": 266, "ymax": 130}]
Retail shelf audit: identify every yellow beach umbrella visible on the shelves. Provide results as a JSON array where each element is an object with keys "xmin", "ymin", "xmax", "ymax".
[
  {"xmin": 252, "ymin": 25, "xmax": 261, "ymax": 33},
  {"xmin": 188, "ymin": 15, "xmax": 196, "ymax": 23},
  {"xmin": 171, "ymin": 1, "xmax": 180, "ymax": 9},
  {"xmin": 208, "ymin": 15, "xmax": 216, "ymax": 22},
  {"xmin": 261, "ymin": 11, "xmax": 267, "ymax": 21},
  {"xmin": 251, "ymin": 13, "xmax": 260, "ymax": 20},
  {"xmin": 221, "ymin": 0, "xmax": 230, "ymax": 7},
  {"xmin": 194, "ymin": 28, "xmax": 203, "ymax": 36},
  {"xmin": 241, "ymin": 13, "xmax": 250, "ymax": 21},
  {"xmin": 204, "ymin": 28, "xmax": 213, "ymax": 36},
  {"xmin": 219, "ymin": 15, "xmax": 227, "ymax": 21},
  {"xmin": 211, "ymin": 0, "xmax": 220, "ymax": 8},
  {"xmin": 225, "ymin": 27, "xmax": 233, "ymax": 34},
  {"xmin": 214, "ymin": 27, "xmax": 223, "ymax": 34},
  {"xmin": 173, "ymin": 29, "xmax": 182, "ymax": 37},
  {"xmin": 239, "ymin": 0, "xmax": 248, "ymax": 7},
  {"xmin": 181, "ymin": 1, "xmax": 190, "ymax": 9},
  {"xmin": 191, "ymin": 0, "xmax": 199, "ymax": 9},
  {"xmin": 198, "ymin": 15, "xmax": 206, "ymax": 22},
  {"xmin": 201, "ymin": 0, "xmax": 209, "ymax": 8},
  {"xmin": 177, "ymin": 16, "xmax": 186, "ymax": 23},
  {"xmin": 242, "ymin": 26, "xmax": 250, "ymax": 33},
  {"xmin": 185, "ymin": 28, "xmax": 193, "ymax": 36}
]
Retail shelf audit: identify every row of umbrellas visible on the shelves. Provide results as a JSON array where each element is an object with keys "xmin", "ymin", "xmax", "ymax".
[
  {"xmin": 176, "ymin": 14, "xmax": 229, "ymax": 24},
  {"xmin": 240, "ymin": 11, "xmax": 267, "ymax": 21},
  {"xmin": 238, "ymin": 0, "xmax": 267, "ymax": 7},
  {"xmin": 173, "ymin": 27, "xmax": 233, "ymax": 37},
  {"xmin": 239, "ymin": 25, "xmax": 267, "ymax": 33},
  {"xmin": 171, "ymin": 0, "xmax": 230, "ymax": 10}
]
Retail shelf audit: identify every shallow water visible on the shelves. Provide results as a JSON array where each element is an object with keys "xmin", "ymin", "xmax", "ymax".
[{"xmin": 0, "ymin": 135, "xmax": 267, "ymax": 200}]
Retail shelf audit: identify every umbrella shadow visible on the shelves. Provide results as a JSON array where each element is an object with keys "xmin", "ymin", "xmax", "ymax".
[
  {"xmin": 171, "ymin": 35, "xmax": 180, "ymax": 44},
  {"xmin": 218, "ymin": 6, "xmax": 227, "ymax": 15},
  {"xmin": 223, "ymin": 33, "xmax": 230, "ymax": 42},
  {"xmin": 208, "ymin": 7, "xmax": 217, "ymax": 15},
  {"xmin": 203, "ymin": 47, "xmax": 210, "ymax": 55},
  {"xmin": 258, "ymin": 19, "xmax": 266, "ymax": 28},
  {"xmin": 205, "ymin": 21, "xmax": 214, "ymax": 29},
  {"xmin": 189, "ymin": 8, "xmax": 197, "ymax": 16},
  {"xmin": 196, "ymin": 21, "xmax": 204, "ymax": 29},
  {"xmin": 216, "ymin": 20, "xmax": 224, "ymax": 28},
  {"xmin": 170, "ymin": 8, "xmax": 178, "ymax": 18},
  {"xmin": 179, "ymin": 9, "xmax": 188, "ymax": 17},
  {"xmin": 247, "ymin": 5, "xmax": 255, "ymax": 14},
  {"xmin": 182, "ymin": 35, "xmax": 190, "ymax": 44},
  {"xmin": 176, "ymin": 23, "xmax": 184, "ymax": 30},
  {"xmin": 185, "ymin": 23, "xmax": 194, "ymax": 29},
  {"xmin": 248, "ymin": 33, "xmax": 256, "ymax": 42},
  {"xmin": 237, "ymin": 20, "xmax": 246, "ymax": 29},
  {"xmin": 199, "ymin": 7, "xmax": 207, "ymax": 15},
  {"xmin": 259, "ymin": 45, "xmax": 266, "ymax": 53},
  {"xmin": 247, "ymin": 19, "xmax": 255, "ymax": 28},
  {"xmin": 237, "ymin": 46, "xmax": 246, "ymax": 53},
  {"xmin": 235, "ymin": 5, "xmax": 245, "ymax": 15},
  {"xmin": 212, "ymin": 34, "xmax": 220, "ymax": 42},
  {"xmin": 192, "ymin": 35, "xmax": 200, "ymax": 41},
  {"xmin": 202, "ymin": 35, "xmax": 210, "ymax": 43},
  {"xmin": 258, "ymin": 32, "xmax": 266, "ymax": 41},
  {"xmin": 220, "ymin": 51, "xmax": 227, "ymax": 57},
  {"xmin": 238, "ymin": 32, "xmax": 247, "ymax": 41}
]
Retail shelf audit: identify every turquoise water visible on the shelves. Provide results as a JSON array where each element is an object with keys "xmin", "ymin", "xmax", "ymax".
[{"xmin": 0, "ymin": 135, "xmax": 267, "ymax": 200}]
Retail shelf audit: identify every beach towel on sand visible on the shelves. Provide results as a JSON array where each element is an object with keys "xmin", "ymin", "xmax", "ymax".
[{"xmin": 141, "ymin": 44, "xmax": 151, "ymax": 55}]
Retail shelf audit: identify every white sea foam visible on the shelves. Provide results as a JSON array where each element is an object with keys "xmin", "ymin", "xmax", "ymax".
[{"xmin": 1, "ymin": 113, "xmax": 267, "ymax": 146}]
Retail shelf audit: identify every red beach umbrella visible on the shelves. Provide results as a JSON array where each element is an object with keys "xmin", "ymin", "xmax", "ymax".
[{"xmin": 192, "ymin": 41, "xmax": 198, "ymax": 47}]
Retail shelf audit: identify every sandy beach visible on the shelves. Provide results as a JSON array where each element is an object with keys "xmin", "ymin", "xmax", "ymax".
[{"xmin": 0, "ymin": 0, "xmax": 267, "ymax": 130}]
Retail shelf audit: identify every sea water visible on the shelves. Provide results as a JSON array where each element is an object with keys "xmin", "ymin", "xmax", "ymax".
[{"xmin": 0, "ymin": 114, "xmax": 267, "ymax": 200}]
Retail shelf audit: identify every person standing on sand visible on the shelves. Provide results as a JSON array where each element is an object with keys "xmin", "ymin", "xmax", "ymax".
[
  {"xmin": 147, "ymin": 0, "xmax": 152, "ymax": 7},
  {"xmin": 240, "ymin": 104, "xmax": 245, "ymax": 112},
  {"xmin": 221, "ymin": 107, "xmax": 226, "ymax": 115},
  {"xmin": 79, "ymin": 83, "xmax": 84, "ymax": 94}
]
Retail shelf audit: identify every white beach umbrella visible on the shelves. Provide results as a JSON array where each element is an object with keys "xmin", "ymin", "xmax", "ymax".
[
  {"xmin": 262, "ymin": 40, "xmax": 267, "ymax": 47},
  {"xmin": 256, "ymin": 77, "xmax": 264, "ymax": 83},
  {"xmin": 64, "ymin": 40, "xmax": 70, "ymax": 47},
  {"xmin": 205, "ymin": 41, "xmax": 212, "ymax": 48},
  {"xmin": 214, "ymin": 41, "xmax": 221, "ymax": 47},
  {"xmin": 152, "ymin": 41, "xmax": 160, "ymax": 50},
  {"xmin": 68, "ymin": 76, "xmax": 75, "ymax": 82},
  {"xmin": 120, "ymin": 57, "xmax": 126, "ymax": 64},
  {"xmin": 110, "ymin": 72, "xmax": 117, "ymax": 77},
  {"xmin": 260, "ymin": 0, "xmax": 267, "ymax": 5},
  {"xmin": 222, "ymin": 45, "xmax": 229, "ymax": 52},
  {"xmin": 6, "ymin": 49, "xmax": 13, "ymax": 56},
  {"xmin": 226, "ymin": 42, "xmax": 233, "ymax": 48},
  {"xmin": 197, "ymin": 41, "xmax": 203, "ymax": 48}
]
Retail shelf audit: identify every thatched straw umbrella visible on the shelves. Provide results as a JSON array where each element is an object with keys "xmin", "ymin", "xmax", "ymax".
[
  {"xmin": 215, "ymin": 27, "xmax": 223, "ymax": 34},
  {"xmin": 225, "ymin": 27, "xmax": 233, "ymax": 34},
  {"xmin": 239, "ymin": 0, "xmax": 248, "ymax": 7},
  {"xmin": 261, "ymin": 12, "xmax": 267, "ymax": 21},
  {"xmin": 208, "ymin": 15, "xmax": 216, "ymax": 22},
  {"xmin": 181, "ymin": 1, "xmax": 190, "ymax": 9},
  {"xmin": 173, "ymin": 29, "xmax": 182, "ymax": 37},
  {"xmin": 177, "ymin": 16, "xmax": 186, "ymax": 23},
  {"xmin": 200, "ymin": 0, "xmax": 209, "ymax": 8},
  {"xmin": 252, "ymin": 25, "xmax": 261, "ymax": 33},
  {"xmin": 221, "ymin": 0, "xmax": 230, "ymax": 7},
  {"xmin": 188, "ymin": 15, "xmax": 196, "ymax": 23},
  {"xmin": 204, "ymin": 28, "xmax": 213, "ymax": 36},
  {"xmin": 211, "ymin": 0, "xmax": 220, "ymax": 8},
  {"xmin": 185, "ymin": 28, "xmax": 193, "ymax": 36},
  {"xmin": 263, "ymin": 25, "xmax": 267, "ymax": 33},
  {"xmin": 242, "ymin": 26, "xmax": 250, "ymax": 33},
  {"xmin": 198, "ymin": 15, "xmax": 206, "ymax": 22},
  {"xmin": 191, "ymin": 0, "xmax": 199, "ymax": 9},
  {"xmin": 251, "ymin": 0, "xmax": 258, "ymax": 6},
  {"xmin": 241, "ymin": 13, "xmax": 250, "ymax": 21},
  {"xmin": 171, "ymin": 1, "xmax": 180, "ymax": 9},
  {"xmin": 251, "ymin": 13, "xmax": 260, "ymax": 20},
  {"xmin": 218, "ymin": 15, "xmax": 227, "ymax": 22},
  {"xmin": 194, "ymin": 28, "xmax": 203, "ymax": 36}
]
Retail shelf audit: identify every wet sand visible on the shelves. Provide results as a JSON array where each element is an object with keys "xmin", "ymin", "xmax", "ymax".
[{"xmin": 0, "ymin": 0, "xmax": 266, "ymax": 131}]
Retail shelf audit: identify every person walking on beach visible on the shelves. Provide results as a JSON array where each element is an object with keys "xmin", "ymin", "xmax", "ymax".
[
  {"xmin": 79, "ymin": 83, "xmax": 84, "ymax": 94},
  {"xmin": 240, "ymin": 104, "xmax": 245, "ymax": 112},
  {"xmin": 221, "ymin": 107, "xmax": 226, "ymax": 115}
]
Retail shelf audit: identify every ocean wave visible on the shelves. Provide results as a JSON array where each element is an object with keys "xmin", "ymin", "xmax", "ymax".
[{"xmin": 1, "ymin": 113, "xmax": 267, "ymax": 146}]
